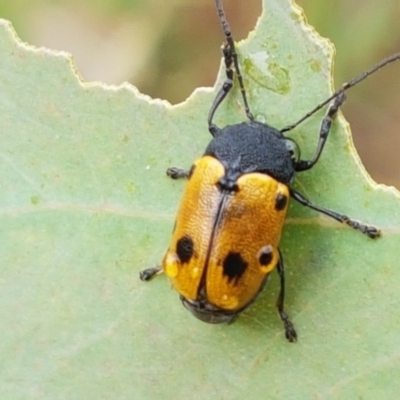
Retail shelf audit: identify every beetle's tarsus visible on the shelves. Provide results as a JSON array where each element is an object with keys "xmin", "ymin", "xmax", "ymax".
[
  {"xmin": 140, "ymin": 266, "xmax": 162, "ymax": 281},
  {"xmin": 166, "ymin": 167, "xmax": 189, "ymax": 179}
]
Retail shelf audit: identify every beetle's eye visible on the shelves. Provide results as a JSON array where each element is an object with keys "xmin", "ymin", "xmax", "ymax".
[{"xmin": 285, "ymin": 138, "xmax": 300, "ymax": 162}]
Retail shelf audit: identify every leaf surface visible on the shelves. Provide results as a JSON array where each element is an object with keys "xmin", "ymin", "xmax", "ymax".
[{"xmin": 1, "ymin": 1, "xmax": 400, "ymax": 398}]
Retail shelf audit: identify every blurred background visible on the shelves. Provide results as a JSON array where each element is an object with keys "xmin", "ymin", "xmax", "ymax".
[{"xmin": 1, "ymin": 0, "xmax": 399, "ymax": 189}]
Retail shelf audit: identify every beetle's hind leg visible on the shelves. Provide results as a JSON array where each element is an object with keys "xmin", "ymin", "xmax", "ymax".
[
  {"xmin": 290, "ymin": 189, "xmax": 381, "ymax": 238},
  {"xmin": 139, "ymin": 265, "xmax": 163, "ymax": 281},
  {"xmin": 276, "ymin": 251, "xmax": 297, "ymax": 343}
]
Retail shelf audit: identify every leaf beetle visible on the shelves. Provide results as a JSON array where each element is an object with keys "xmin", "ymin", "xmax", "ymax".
[{"xmin": 140, "ymin": 0, "xmax": 399, "ymax": 342}]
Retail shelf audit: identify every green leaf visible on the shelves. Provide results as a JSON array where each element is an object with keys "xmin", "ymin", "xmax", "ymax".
[{"xmin": 1, "ymin": 0, "xmax": 400, "ymax": 398}]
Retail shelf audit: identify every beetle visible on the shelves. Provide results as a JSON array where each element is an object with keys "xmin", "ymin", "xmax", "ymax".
[{"xmin": 140, "ymin": 0, "xmax": 400, "ymax": 342}]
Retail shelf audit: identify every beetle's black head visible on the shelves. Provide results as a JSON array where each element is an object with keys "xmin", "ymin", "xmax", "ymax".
[
  {"xmin": 180, "ymin": 296, "xmax": 238, "ymax": 324},
  {"xmin": 204, "ymin": 121, "xmax": 300, "ymax": 184}
]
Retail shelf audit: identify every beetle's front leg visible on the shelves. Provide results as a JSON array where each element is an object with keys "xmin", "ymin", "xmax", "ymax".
[{"xmin": 295, "ymin": 91, "xmax": 347, "ymax": 172}]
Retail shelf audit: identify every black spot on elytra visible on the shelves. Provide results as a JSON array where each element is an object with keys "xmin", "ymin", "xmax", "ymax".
[
  {"xmin": 223, "ymin": 252, "xmax": 248, "ymax": 284},
  {"xmin": 258, "ymin": 245, "xmax": 273, "ymax": 266},
  {"xmin": 176, "ymin": 235, "xmax": 194, "ymax": 263},
  {"xmin": 275, "ymin": 192, "xmax": 288, "ymax": 211}
]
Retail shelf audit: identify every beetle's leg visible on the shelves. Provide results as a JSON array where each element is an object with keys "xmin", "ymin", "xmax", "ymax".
[
  {"xmin": 209, "ymin": 0, "xmax": 253, "ymax": 136},
  {"xmin": 290, "ymin": 188, "xmax": 381, "ymax": 238},
  {"xmin": 276, "ymin": 251, "xmax": 297, "ymax": 343},
  {"xmin": 166, "ymin": 167, "xmax": 190, "ymax": 180},
  {"xmin": 139, "ymin": 265, "xmax": 163, "ymax": 281},
  {"xmin": 295, "ymin": 91, "xmax": 346, "ymax": 172},
  {"xmin": 281, "ymin": 52, "xmax": 400, "ymax": 134},
  {"xmin": 208, "ymin": 41, "xmax": 235, "ymax": 136}
]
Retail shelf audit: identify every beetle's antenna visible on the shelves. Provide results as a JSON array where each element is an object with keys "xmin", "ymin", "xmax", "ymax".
[
  {"xmin": 209, "ymin": 0, "xmax": 253, "ymax": 132},
  {"xmin": 281, "ymin": 52, "xmax": 400, "ymax": 133}
]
